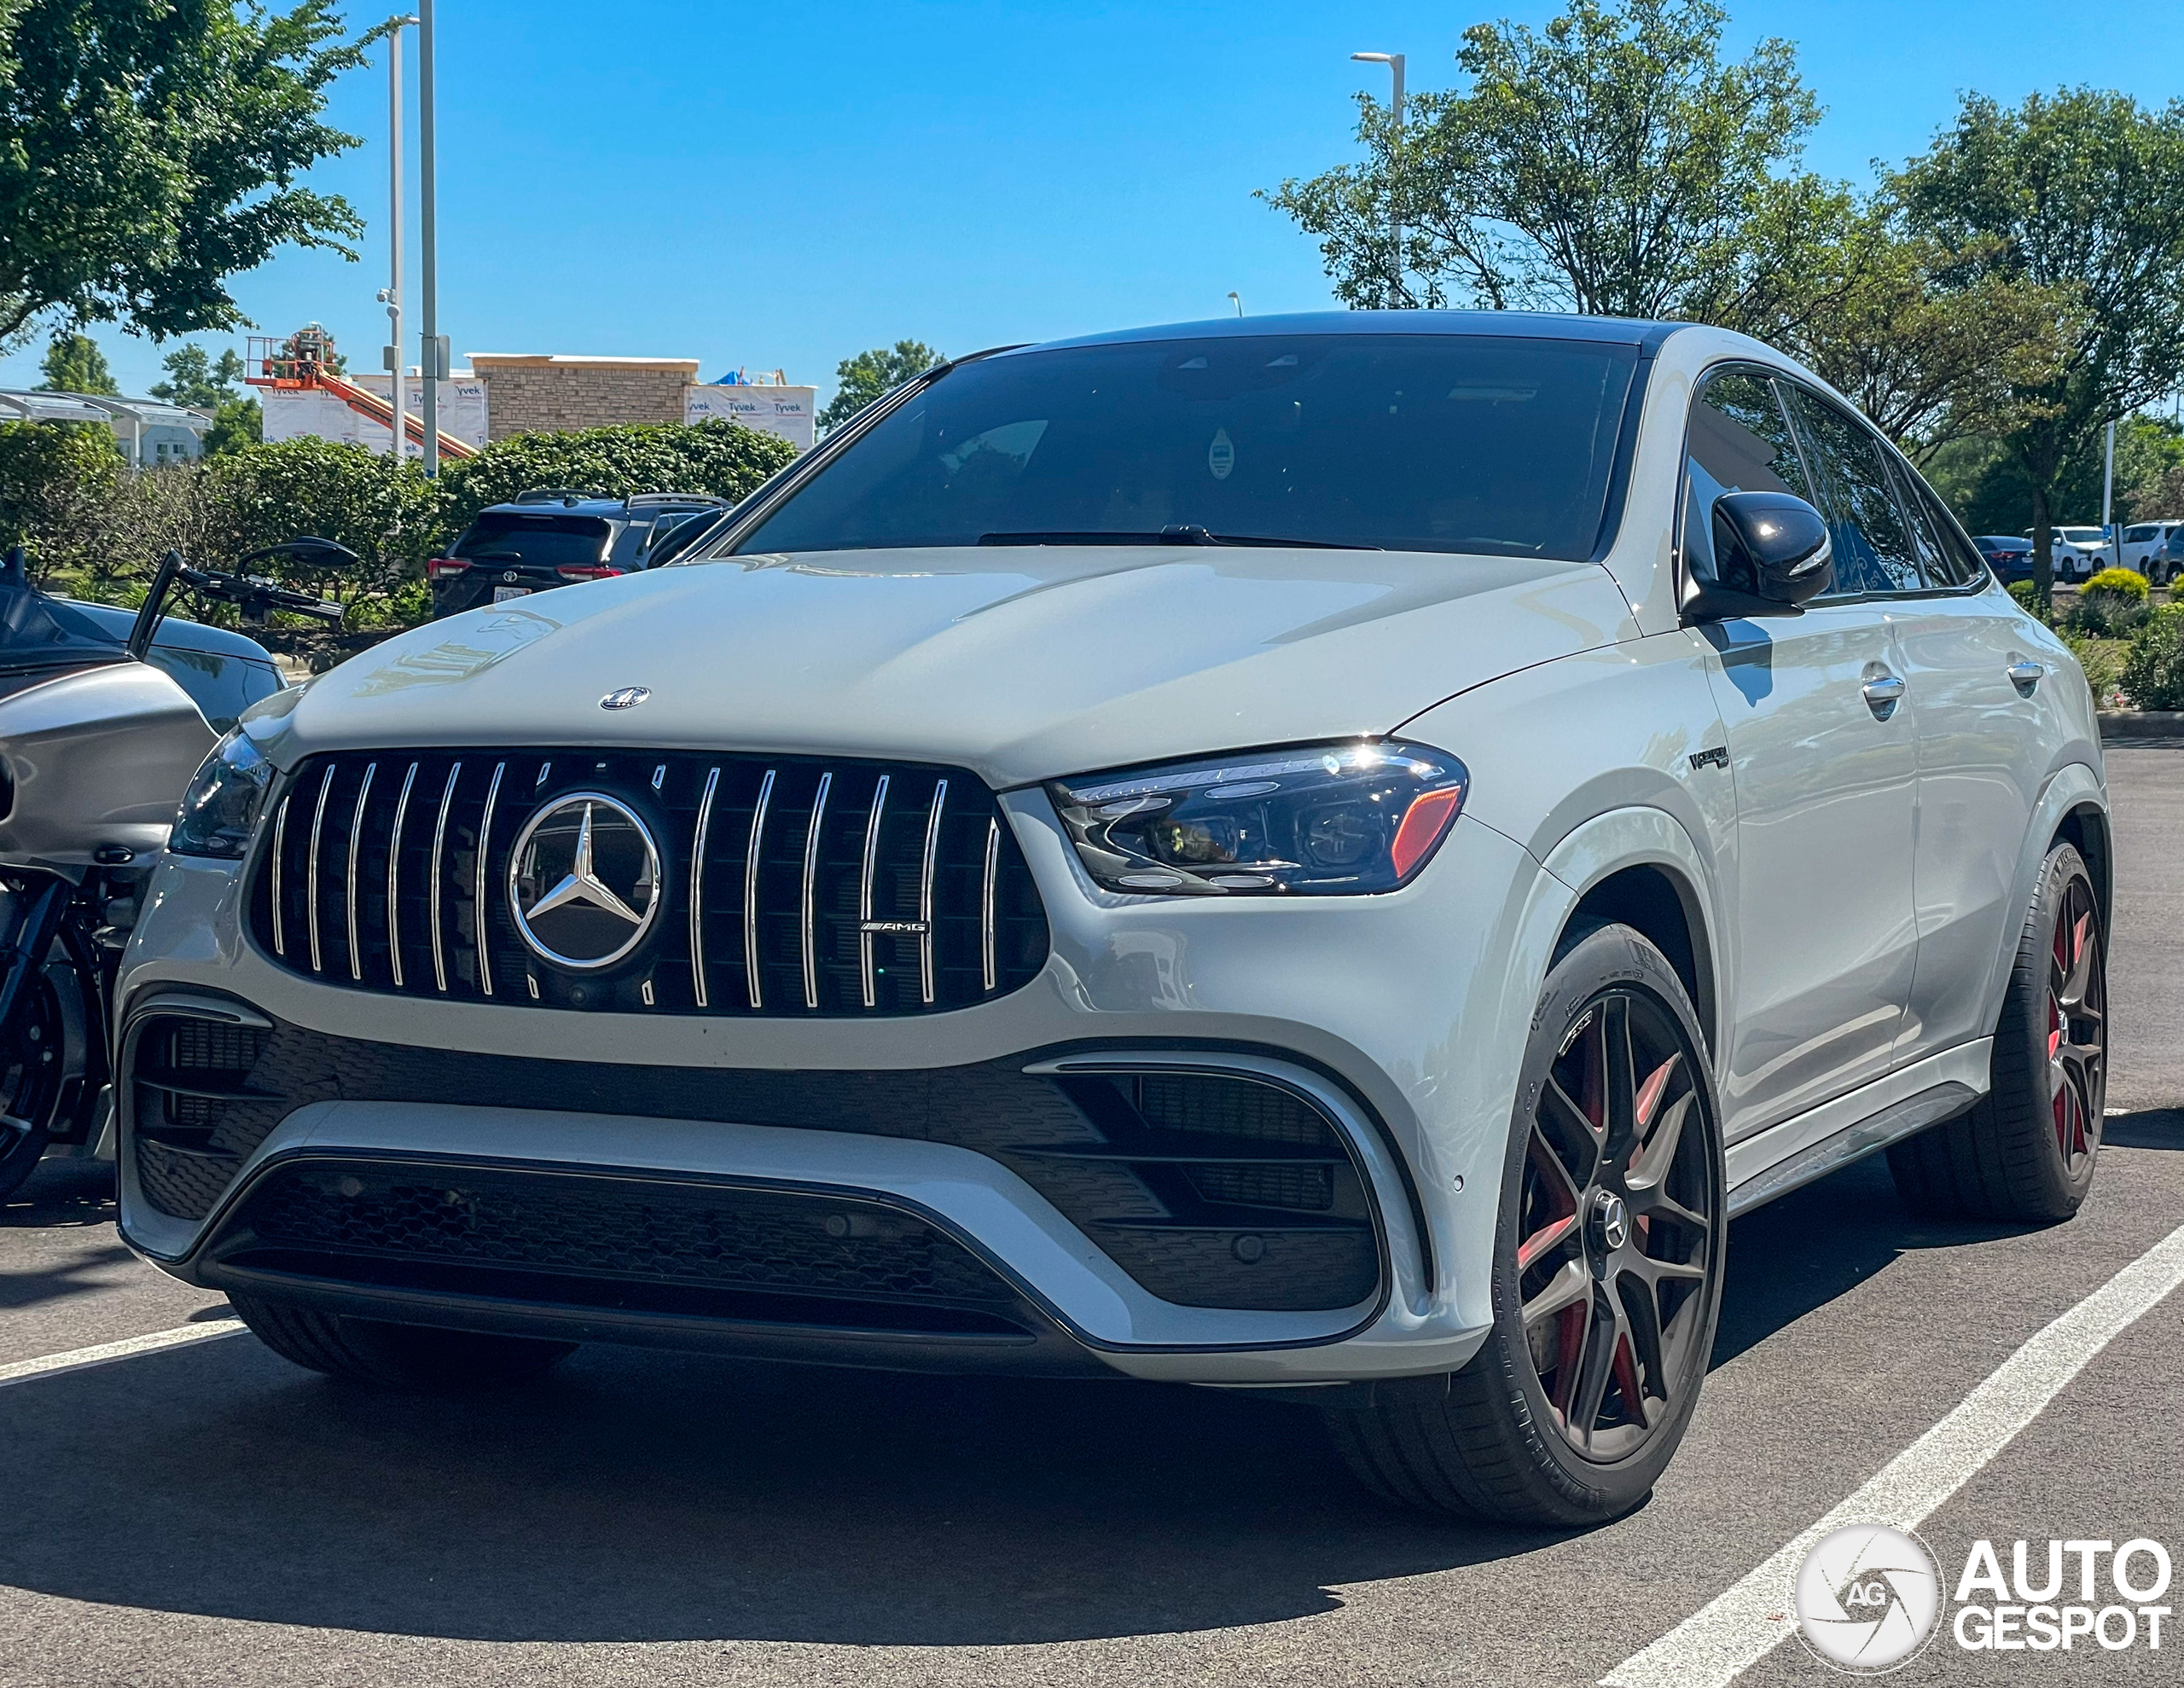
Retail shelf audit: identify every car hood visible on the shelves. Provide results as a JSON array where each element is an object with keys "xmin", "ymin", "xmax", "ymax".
[{"xmin": 256, "ymin": 546, "xmax": 1635, "ymax": 786}]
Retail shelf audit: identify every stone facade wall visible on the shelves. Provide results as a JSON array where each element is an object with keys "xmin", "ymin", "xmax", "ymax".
[{"xmin": 467, "ymin": 356, "xmax": 700, "ymax": 441}]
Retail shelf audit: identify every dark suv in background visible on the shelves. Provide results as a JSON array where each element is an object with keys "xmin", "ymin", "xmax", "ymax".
[{"xmin": 426, "ymin": 489, "xmax": 732, "ymax": 618}]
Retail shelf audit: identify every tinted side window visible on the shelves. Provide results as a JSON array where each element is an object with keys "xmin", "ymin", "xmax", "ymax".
[
  {"xmin": 1891, "ymin": 461, "xmax": 1985, "ymax": 589},
  {"xmin": 1682, "ymin": 369, "xmax": 1812, "ymax": 590},
  {"xmin": 1781, "ymin": 386, "xmax": 1922, "ymax": 597}
]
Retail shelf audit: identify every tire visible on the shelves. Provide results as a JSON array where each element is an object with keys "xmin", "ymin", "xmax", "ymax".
[
  {"xmin": 230, "ymin": 1292, "xmax": 576, "ymax": 1389},
  {"xmin": 0, "ymin": 958, "xmax": 83, "ymax": 1204},
  {"xmin": 1326, "ymin": 923, "xmax": 1727, "ymax": 1525},
  {"xmin": 1888, "ymin": 843, "xmax": 2106, "ymax": 1223}
]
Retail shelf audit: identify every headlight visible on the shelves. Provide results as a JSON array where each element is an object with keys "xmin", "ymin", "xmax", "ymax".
[
  {"xmin": 170, "ymin": 730, "xmax": 274, "ymax": 859},
  {"xmin": 1048, "ymin": 740, "xmax": 1468, "ymax": 896}
]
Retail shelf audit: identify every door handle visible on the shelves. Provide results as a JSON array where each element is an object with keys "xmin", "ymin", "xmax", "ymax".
[
  {"xmin": 1862, "ymin": 674, "xmax": 1906, "ymax": 719},
  {"xmin": 2007, "ymin": 659, "xmax": 2046, "ymax": 694}
]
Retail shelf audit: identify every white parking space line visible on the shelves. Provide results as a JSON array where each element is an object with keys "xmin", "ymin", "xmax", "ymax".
[
  {"xmin": 1603, "ymin": 1217, "xmax": 2184, "ymax": 1688},
  {"xmin": 0, "ymin": 1320, "xmax": 245, "ymax": 1390}
]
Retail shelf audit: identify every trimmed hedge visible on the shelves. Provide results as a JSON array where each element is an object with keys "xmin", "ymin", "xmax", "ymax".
[
  {"xmin": 10, "ymin": 420, "xmax": 799, "ymax": 632},
  {"xmin": 433, "ymin": 420, "xmax": 797, "ymax": 533}
]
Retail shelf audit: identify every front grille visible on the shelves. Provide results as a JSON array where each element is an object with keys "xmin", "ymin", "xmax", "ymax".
[
  {"xmin": 128, "ymin": 1011, "xmax": 1383, "ymax": 1313},
  {"xmin": 245, "ymin": 750, "xmax": 1048, "ymax": 1017},
  {"xmin": 214, "ymin": 1163, "xmax": 1031, "ymax": 1335}
]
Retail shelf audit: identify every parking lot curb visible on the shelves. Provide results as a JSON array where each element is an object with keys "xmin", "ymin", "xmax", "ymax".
[{"xmin": 2098, "ymin": 711, "xmax": 2184, "ymax": 740}]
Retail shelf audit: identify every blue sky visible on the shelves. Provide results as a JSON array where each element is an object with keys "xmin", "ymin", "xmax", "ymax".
[{"xmin": 8, "ymin": 1, "xmax": 2181, "ymax": 403}]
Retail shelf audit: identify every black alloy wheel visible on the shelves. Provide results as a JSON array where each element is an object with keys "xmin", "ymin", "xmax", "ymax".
[
  {"xmin": 2045, "ymin": 867, "xmax": 2106, "ymax": 1181},
  {"xmin": 1325, "ymin": 923, "xmax": 1725, "ymax": 1525},
  {"xmin": 0, "ymin": 967, "xmax": 69, "ymax": 1202},
  {"xmin": 1889, "ymin": 842, "xmax": 2106, "ymax": 1222},
  {"xmin": 1518, "ymin": 985, "xmax": 1716, "ymax": 1463}
]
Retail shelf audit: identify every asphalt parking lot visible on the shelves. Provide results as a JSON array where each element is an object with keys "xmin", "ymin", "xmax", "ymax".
[{"xmin": 5, "ymin": 751, "xmax": 2181, "ymax": 1688}]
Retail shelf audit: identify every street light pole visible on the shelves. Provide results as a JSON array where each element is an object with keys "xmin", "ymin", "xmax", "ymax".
[
  {"xmin": 380, "ymin": 17, "xmax": 417, "ymax": 461},
  {"xmin": 418, "ymin": 0, "xmax": 439, "ymax": 475},
  {"xmin": 1351, "ymin": 52, "xmax": 1405, "ymax": 309},
  {"xmin": 2103, "ymin": 418, "xmax": 2120, "ymax": 571}
]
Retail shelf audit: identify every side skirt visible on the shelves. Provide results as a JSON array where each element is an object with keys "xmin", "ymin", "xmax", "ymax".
[{"xmin": 1725, "ymin": 1041, "xmax": 1989, "ymax": 1216}]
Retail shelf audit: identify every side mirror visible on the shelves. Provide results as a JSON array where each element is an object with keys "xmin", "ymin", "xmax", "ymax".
[{"xmin": 1682, "ymin": 491, "xmax": 1833, "ymax": 623}]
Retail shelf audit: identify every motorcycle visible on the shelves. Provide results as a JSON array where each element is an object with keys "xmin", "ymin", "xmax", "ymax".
[{"xmin": 0, "ymin": 542, "xmax": 346, "ymax": 1200}]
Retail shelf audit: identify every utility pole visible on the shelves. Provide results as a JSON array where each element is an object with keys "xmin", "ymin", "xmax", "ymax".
[
  {"xmin": 380, "ymin": 18, "xmax": 417, "ymax": 461},
  {"xmin": 1352, "ymin": 52, "xmax": 1405, "ymax": 308},
  {"xmin": 419, "ymin": 0, "xmax": 440, "ymax": 474},
  {"xmin": 2103, "ymin": 419, "xmax": 2119, "ymax": 571}
]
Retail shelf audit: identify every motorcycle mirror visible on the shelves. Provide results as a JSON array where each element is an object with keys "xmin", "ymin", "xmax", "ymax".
[
  {"xmin": 1, "ymin": 545, "xmax": 26, "ymax": 588},
  {"xmin": 126, "ymin": 550, "xmax": 187, "ymax": 660},
  {"xmin": 238, "ymin": 537, "xmax": 361, "ymax": 571}
]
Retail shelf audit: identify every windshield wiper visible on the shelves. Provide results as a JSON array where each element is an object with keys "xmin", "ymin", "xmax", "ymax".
[{"xmin": 978, "ymin": 525, "xmax": 1381, "ymax": 551}]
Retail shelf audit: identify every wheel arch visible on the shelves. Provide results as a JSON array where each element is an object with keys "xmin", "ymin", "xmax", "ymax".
[
  {"xmin": 2052, "ymin": 798, "xmax": 2111, "ymax": 929},
  {"xmin": 1535, "ymin": 808, "xmax": 1722, "ymax": 1059}
]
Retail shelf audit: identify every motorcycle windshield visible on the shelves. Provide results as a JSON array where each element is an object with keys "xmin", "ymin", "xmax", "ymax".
[{"xmin": 0, "ymin": 577, "xmax": 129, "ymax": 673}]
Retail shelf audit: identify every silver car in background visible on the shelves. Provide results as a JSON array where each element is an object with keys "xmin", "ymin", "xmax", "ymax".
[{"xmin": 119, "ymin": 313, "xmax": 2107, "ymax": 1525}]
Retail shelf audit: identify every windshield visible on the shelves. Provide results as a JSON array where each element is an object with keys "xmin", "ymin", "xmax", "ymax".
[
  {"xmin": 456, "ymin": 513, "xmax": 614, "ymax": 568},
  {"xmin": 733, "ymin": 334, "xmax": 1641, "ymax": 560},
  {"xmin": 0, "ymin": 577, "xmax": 126, "ymax": 673},
  {"xmin": 2058, "ymin": 528, "xmax": 2106, "ymax": 543}
]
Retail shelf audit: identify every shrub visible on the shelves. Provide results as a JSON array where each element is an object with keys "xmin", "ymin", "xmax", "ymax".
[
  {"xmin": 2122, "ymin": 604, "xmax": 2184, "ymax": 711},
  {"xmin": 203, "ymin": 437, "xmax": 439, "ymax": 608},
  {"xmin": 2071, "ymin": 566, "xmax": 2152, "ymax": 636},
  {"xmin": 2007, "ymin": 577, "xmax": 2052, "ymax": 624},
  {"xmin": 432, "ymin": 419, "xmax": 798, "ymax": 535}
]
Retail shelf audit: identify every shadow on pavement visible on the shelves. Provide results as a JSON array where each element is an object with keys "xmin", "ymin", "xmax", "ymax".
[
  {"xmin": 1, "ymin": 1157, "xmax": 115, "ymax": 1229},
  {"xmin": 0, "ymin": 1134, "xmax": 2108, "ymax": 1647},
  {"xmin": 2104, "ymin": 1109, "xmax": 2184, "ymax": 1150}
]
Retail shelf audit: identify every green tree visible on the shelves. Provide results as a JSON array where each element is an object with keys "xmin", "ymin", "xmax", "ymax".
[
  {"xmin": 1261, "ymin": 0, "xmax": 1835, "ymax": 317},
  {"xmin": 1898, "ymin": 89, "xmax": 2184, "ymax": 595},
  {"xmin": 150, "ymin": 343, "xmax": 247, "ymax": 409},
  {"xmin": 204, "ymin": 396, "xmax": 264, "ymax": 455},
  {"xmin": 36, "ymin": 332, "xmax": 119, "ymax": 395},
  {"xmin": 1724, "ymin": 194, "xmax": 2069, "ymax": 453},
  {"xmin": 0, "ymin": 0, "xmax": 369, "ymax": 345},
  {"xmin": 819, "ymin": 340, "xmax": 944, "ymax": 433}
]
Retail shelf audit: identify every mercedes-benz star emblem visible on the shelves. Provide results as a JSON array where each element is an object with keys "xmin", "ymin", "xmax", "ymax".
[
  {"xmin": 600, "ymin": 686, "xmax": 651, "ymax": 711},
  {"xmin": 506, "ymin": 793, "xmax": 661, "ymax": 969}
]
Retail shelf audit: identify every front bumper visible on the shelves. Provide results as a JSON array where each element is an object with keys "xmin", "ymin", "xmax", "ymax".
[{"xmin": 119, "ymin": 794, "xmax": 1562, "ymax": 1384}]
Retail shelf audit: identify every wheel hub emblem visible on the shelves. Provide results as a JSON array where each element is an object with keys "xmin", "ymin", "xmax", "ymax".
[
  {"xmin": 506, "ymin": 793, "xmax": 661, "ymax": 970},
  {"xmin": 1592, "ymin": 1191, "xmax": 1629, "ymax": 1252}
]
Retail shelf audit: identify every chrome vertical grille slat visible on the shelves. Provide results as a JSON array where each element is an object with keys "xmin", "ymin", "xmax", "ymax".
[
  {"xmin": 857, "ymin": 773, "xmax": 889, "ymax": 1010},
  {"xmin": 250, "ymin": 749, "xmax": 1047, "ymax": 1018},
  {"xmin": 474, "ymin": 761, "xmax": 506, "ymax": 999},
  {"xmin": 744, "ymin": 768, "xmax": 775, "ymax": 1011},
  {"xmin": 981, "ymin": 816, "xmax": 1000, "ymax": 993},
  {"xmin": 918, "ymin": 779, "xmax": 946, "ymax": 1006},
  {"xmin": 305, "ymin": 766, "xmax": 333, "ymax": 974},
  {"xmin": 688, "ymin": 766, "xmax": 719, "ymax": 1009},
  {"xmin": 386, "ymin": 763, "xmax": 417, "ymax": 989},
  {"xmin": 800, "ymin": 770, "xmax": 831, "ymax": 1012},
  {"xmin": 345, "ymin": 762, "xmax": 375, "ymax": 982},
  {"xmin": 269, "ymin": 797, "xmax": 290, "ymax": 958},
  {"xmin": 429, "ymin": 760, "xmax": 462, "ymax": 993}
]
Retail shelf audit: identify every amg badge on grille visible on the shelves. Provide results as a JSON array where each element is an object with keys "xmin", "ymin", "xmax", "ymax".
[{"xmin": 506, "ymin": 793, "xmax": 662, "ymax": 969}]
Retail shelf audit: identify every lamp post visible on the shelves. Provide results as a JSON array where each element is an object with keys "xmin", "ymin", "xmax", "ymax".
[
  {"xmin": 380, "ymin": 16, "xmax": 418, "ymax": 461},
  {"xmin": 419, "ymin": 0, "xmax": 440, "ymax": 474},
  {"xmin": 1351, "ymin": 51, "xmax": 1405, "ymax": 309},
  {"xmin": 1227, "ymin": 291, "xmax": 1243, "ymax": 317}
]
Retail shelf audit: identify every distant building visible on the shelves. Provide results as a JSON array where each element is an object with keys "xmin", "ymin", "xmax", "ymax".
[
  {"xmin": 468, "ymin": 354, "xmax": 816, "ymax": 450},
  {"xmin": 0, "ymin": 390, "xmax": 211, "ymax": 466}
]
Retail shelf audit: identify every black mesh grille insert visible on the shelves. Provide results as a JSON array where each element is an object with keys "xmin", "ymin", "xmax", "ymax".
[
  {"xmin": 218, "ymin": 1163, "xmax": 1029, "ymax": 1334},
  {"xmin": 245, "ymin": 750, "xmax": 1049, "ymax": 1017},
  {"xmin": 125, "ymin": 1012, "xmax": 1384, "ymax": 1313}
]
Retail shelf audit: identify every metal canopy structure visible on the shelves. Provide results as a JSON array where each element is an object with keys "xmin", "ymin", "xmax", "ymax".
[{"xmin": 0, "ymin": 390, "xmax": 212, "ymax": 465}]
